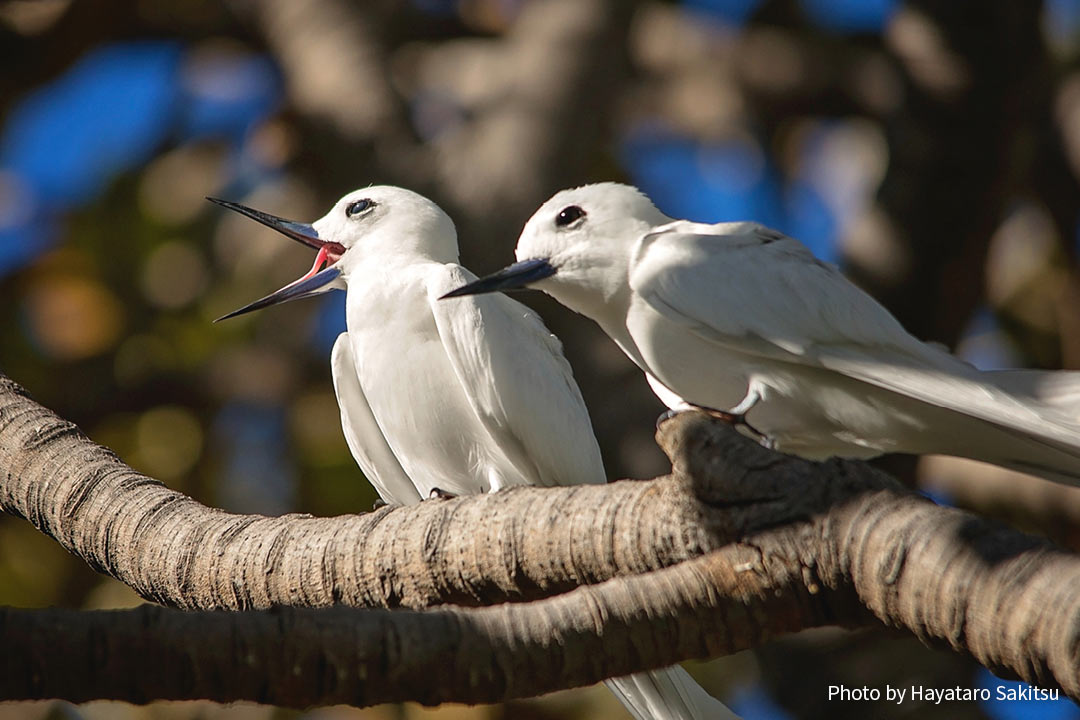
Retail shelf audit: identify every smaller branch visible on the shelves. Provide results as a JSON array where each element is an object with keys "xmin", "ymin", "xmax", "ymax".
[
  {"xmin": 920, "ymin": 455, "xmax": 1080, "ymax": 551},
  {"xmin": 0, "ymin": 550, "xmax": 825, "ymax": 707}
]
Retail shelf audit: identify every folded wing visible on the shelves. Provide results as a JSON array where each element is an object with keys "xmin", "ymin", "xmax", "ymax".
[
  {"xmin": 331, "ymin": 332, "xmax": 421, "ymax": 504},
  {"xmin": 430, "ymin": 264, "xmax": 606, "ymax": 487},
  {"xmin": 632, "ymin": 222, "xmax": 1080, "ymax": 482}
]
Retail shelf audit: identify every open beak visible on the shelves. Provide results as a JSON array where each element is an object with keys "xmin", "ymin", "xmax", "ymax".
[
  {"xmin": 208, "ymin": 197, "xmax": 346, "ymax": 322},
  {"xmin": 439, "ymin": 258, "xmax": 556, "ymax": 299}
]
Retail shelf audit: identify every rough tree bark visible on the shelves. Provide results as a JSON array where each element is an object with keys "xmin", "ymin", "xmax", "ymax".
[
  {"xmin": 2, "ymin": 372, "xmax": 1079, "ymax": 706},
  {"xmin": 0, "ymin": 552, "xmax": 831, "ymax": 707}
]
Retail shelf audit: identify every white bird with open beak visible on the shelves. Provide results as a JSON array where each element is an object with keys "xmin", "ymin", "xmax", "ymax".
[{"xmin": 210, "ymin": 187, "xmax": 739, "ymax": 720}]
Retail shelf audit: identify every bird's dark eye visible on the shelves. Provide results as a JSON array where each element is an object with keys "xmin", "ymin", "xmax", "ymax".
[
  {"xmin": 555, "ymin": 205, "xmax": 585, "ymax": 228},
  {"xmin": 346, "ymin": 199, "xmax": 375, "ymax": 217}
]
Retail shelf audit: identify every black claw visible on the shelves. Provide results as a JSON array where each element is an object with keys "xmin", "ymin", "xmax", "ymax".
[
  {"xmin": 428, "ymin": 487, "xmax": 457, "ymax": 500},
  {"xmin": 691, "ymin": 404, "xmax": 775, "ymax": 450},
  {"xmin": 699, "ymin": 407, "xmax": 741, "ymax": 424},
  {"xmin": 655, "ymin": 408, "xmax": 684, "ymax": 429}
]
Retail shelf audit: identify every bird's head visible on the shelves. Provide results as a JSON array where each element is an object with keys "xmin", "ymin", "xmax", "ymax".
[
  {"xmin": 211, "ymin": 186, "xmax": 457, "ymax": 321},
  {"xmin": 441, "ymin": 182, "xmax": 667, "ymax": 305}
]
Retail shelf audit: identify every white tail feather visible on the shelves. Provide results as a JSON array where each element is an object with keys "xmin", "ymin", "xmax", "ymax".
[
  {"xmin": 604, "ymin": 666, "xmax": 740, "ymax": 720},
  {"xmin": 985, "ymin": 369, "xmax": 1080, "ymax": 423}
]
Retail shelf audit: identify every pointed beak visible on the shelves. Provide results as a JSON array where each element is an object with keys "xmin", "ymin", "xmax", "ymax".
[
  {"xmin": 214, "ymin": 264, "xmax": 342, "ymax": 322},
  {"xmin": 209, "ymin": 197, "xmax": 347, "ymax": 322},
  {"xmin": 207, "ymin": 197, "xmax": 327, "ymax": 250},
  {"xmin": 439, "ymin": 258, "xmax": 556, "ymax": 299}
]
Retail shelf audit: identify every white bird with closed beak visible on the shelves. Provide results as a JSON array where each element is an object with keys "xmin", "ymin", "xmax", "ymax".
[
  {"xmin": 211, "ymin": 186, "xmax": 739, "ymax": 720},
  {"xmin": 444, "ymin": 182, "xmax": 1080, "ymax": 486}
]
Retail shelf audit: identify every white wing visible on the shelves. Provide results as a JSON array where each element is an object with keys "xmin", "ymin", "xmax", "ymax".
[
  {"xmin": 430, "ymin": 264, "xmax": 606, "ymax": 487},
  {"xmin": 631, "ymin": 222, "xmax": 1080, "ymax": 466},
  {"xmin": 331, "ymin": 333, "xmax": 421, "ymax": 505},
  {"xmin": 433, "ymin": 266, "xmax": 736, "ymax": 718},
  {"xmin": 631, "ymin": 220, "xmax": 936, "ymax": 360}
]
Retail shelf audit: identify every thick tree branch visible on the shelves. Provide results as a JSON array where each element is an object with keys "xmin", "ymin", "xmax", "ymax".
[
  {"xmin": 0, "ymin": 372, "xmax": 729, "ymax": 611},
  {"xmin": 2, "ymin": 371, "xmax": 1080, "ymax": 703}
]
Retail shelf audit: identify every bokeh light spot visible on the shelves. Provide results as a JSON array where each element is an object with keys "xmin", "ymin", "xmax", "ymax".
[
  {"xmin": 134, "ymin": 405, "xmax": 204, "ymax": 481},
  {"xmin": 113, "ymin": 334, "xmax": 175, "ymax": 388},
  {"xmin": 0, "ymin": 0, "xmax": 70, "ymax": 35},
  {"xmin": 140, "ymin": 241, "xmax": 209, "ymax": 309},
  {"xmin": 23, "ymin": 274, "xmax": 124, "ymax": 360},
  {"xmin": 290, "ymin": 391, "xmax": 351, "ymax": 465},
  {"xmin": 0, "ymin": 41, "xmax": 181, "ymax": 205},
  {"xmin": 802, "ymin": 0, "xmax": 897, "ymax": 33},
  {"xmin": 682, "ymin": 0, "xmax": 763, "ymax": 27},
  {"xmin": 138, "ymin": 144, "xmax": 228, "ymax": 225}
]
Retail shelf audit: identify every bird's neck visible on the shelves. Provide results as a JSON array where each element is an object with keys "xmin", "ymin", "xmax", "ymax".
[
  {"xmin": 342, "ymin": 260, "xmax": 437, "ymax": 336},
  {"xmin": 344, "ymin": 247, "xmax": 457, "ymax": 280},
  {"xmin": 544, "ymin": 251, "xmax": 633, "ymax": 334}
]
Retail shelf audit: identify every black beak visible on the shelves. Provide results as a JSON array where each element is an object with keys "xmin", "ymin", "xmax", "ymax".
[
  {"xmin": 214, "ymin": 266, "xmax": 342, "ymax": 322},
  {"xmin": 439, "ymin": 258, "xmax": 556, "ymax": 299},
  {"xmin": 209, "ymin": 197, "xmax": 345, "ymax": 322},
  {"xmin": 206, "ymin": 197, "xmax": 323, "ymax": 250}
]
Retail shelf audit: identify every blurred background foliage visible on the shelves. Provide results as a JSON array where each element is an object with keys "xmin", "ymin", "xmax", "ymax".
[{"xmin": 3, "ymin": 0, "xmax": 1080, "ymax": 718}]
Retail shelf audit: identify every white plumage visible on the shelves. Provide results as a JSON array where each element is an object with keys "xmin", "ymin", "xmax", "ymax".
[
  {"xmin": 216, "ymin": 185, "xmax": 737, "ymax": 720},
  {"xmin": 446, "ymin": 182, "xmax": 1080, "ymax": 486},
  {"xmin": 321, "ymin": 188, "xmax": 604, "ymax": 500}
]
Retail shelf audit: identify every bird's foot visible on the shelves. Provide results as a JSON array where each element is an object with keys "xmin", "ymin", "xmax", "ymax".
[
  {"xmin": 428, "ymin": 487, "xmax": 457, "ymax": 500},
  {"xmin": 693, "ymin": 405, "xmax": 776, "ymax": 450},
  {"xmin": 372, "ymin": 498, "xmax": 389, "ymax": 510}
]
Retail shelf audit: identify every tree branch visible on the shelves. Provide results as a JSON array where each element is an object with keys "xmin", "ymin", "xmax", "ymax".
[
  {"xmin": 2, "ymin": 371, "xmax": 1079, "ymax": 704},
  {"xmin": 0, "ymin": 372, "xmax": 729, "ymax": 611},
  {"xmin": 0, "ymin": 550, "xmax": 823, "ymax": 707}
]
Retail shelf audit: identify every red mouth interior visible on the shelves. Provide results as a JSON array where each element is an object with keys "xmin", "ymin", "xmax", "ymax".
[{"xmin": 295, "ymin": 242, "xmax": 345, "ymax": 284}]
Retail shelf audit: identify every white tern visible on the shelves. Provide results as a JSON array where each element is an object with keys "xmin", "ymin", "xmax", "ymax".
[
  {"xmin": 210, "ymin": 186, "xmax": 738, "ymax": 720},
  {"xmin": 443, "ymin": 182, "xmax": 1080, "ymax": 485}
]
